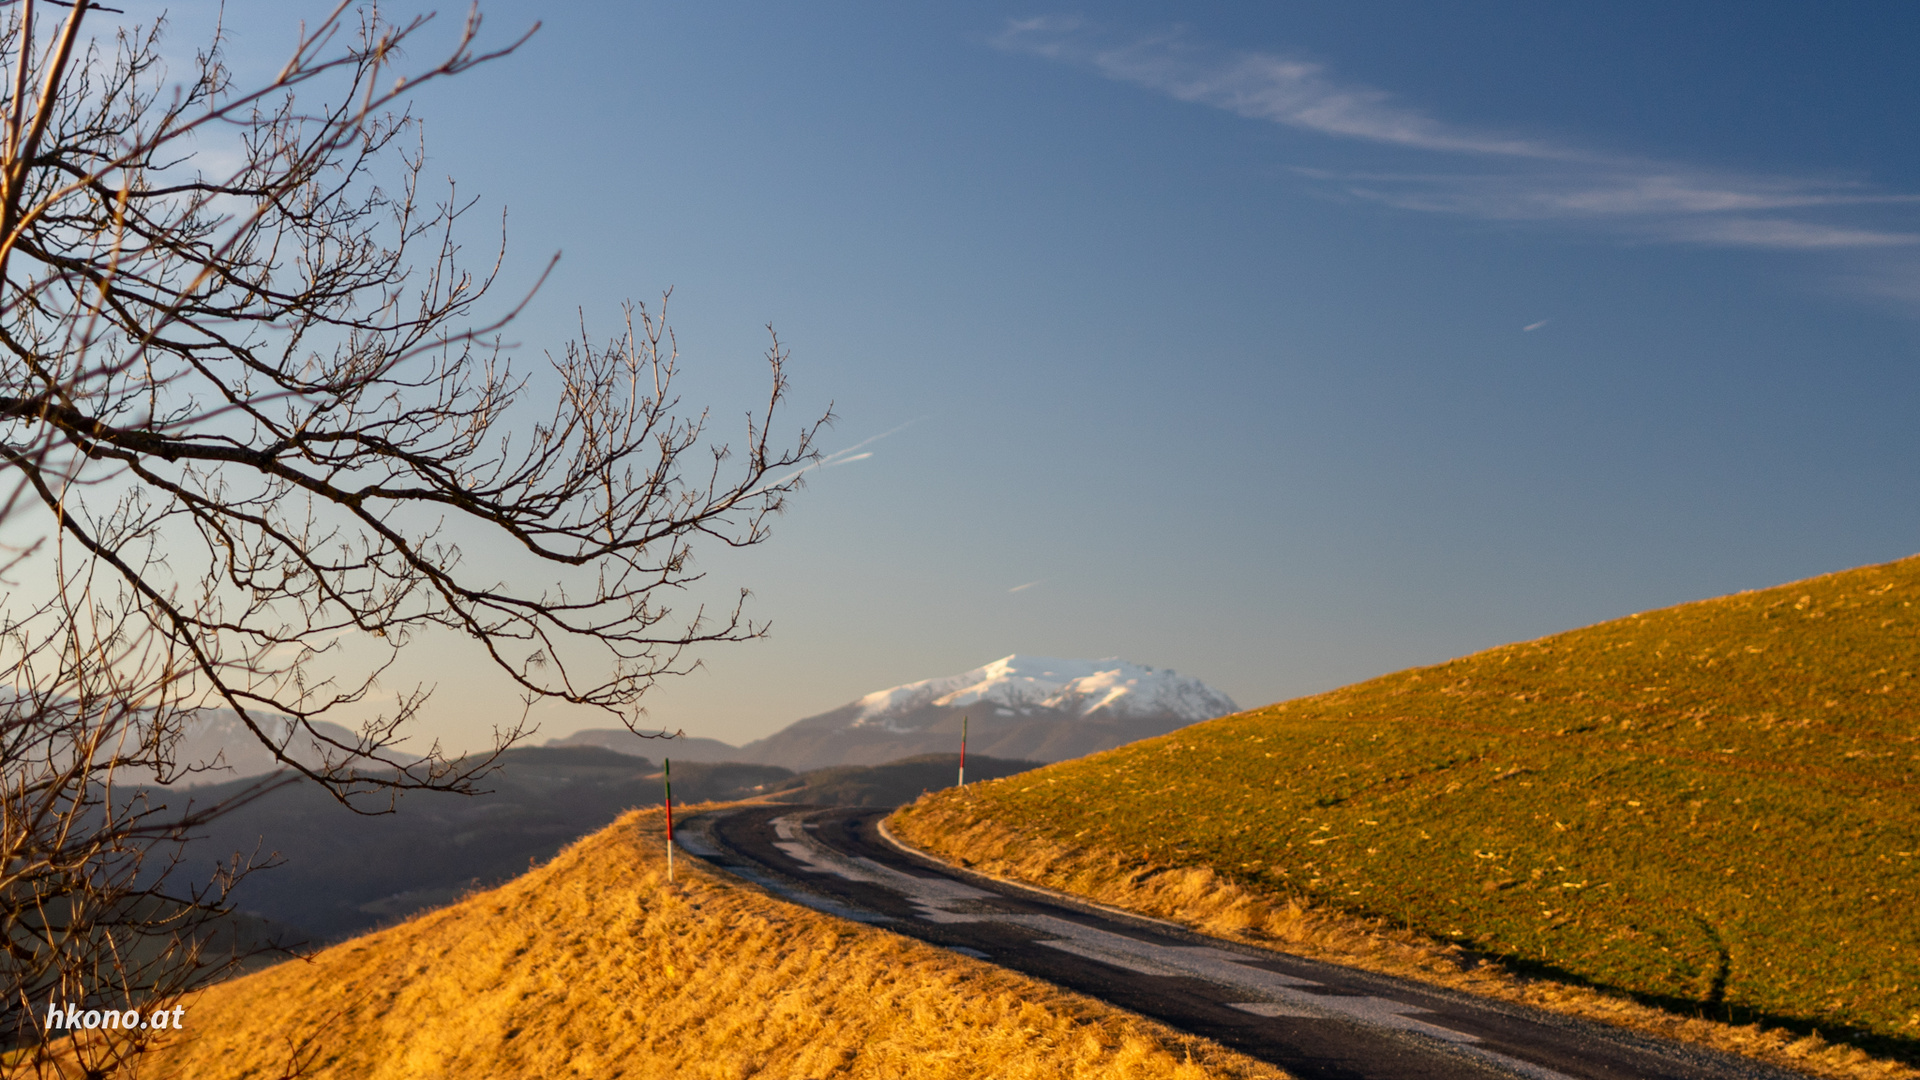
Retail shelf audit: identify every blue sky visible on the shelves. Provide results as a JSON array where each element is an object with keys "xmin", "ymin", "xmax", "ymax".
[{"xmin": 167, "ymin": 2, "xmax": 1920, "ymax": 748}]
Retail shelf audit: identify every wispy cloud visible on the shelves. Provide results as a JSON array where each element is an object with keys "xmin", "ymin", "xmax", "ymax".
[
  {"xmin": 1669, "ymin": 217, "xmax": 1919, "ymax": 250},
  {"xmin": 995, "ymin": 18, "xmax": 1920, "ymax": 256},
  {"xmin": 1827, "ymin": 252, "xmax": 1920, "ymax": 316},
  {"xmin": 1522, "ymin": 320, "xmax": 1550, "ymax": 332},
  {"xmin": 1001, "ymin": 17, "xmax": 1570, "ymax": 162},
  {"xmin": 1007, "ymin": 578, "xmax": 1046, "ymax": 594}
]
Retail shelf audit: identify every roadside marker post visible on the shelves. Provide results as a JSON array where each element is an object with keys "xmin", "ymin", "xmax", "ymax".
[
  {"xmin": 958, "ymin": 714, "xmax": 967, "ymax": 788},
  {"xmin": 664, "ymin": 758, "xmax": 675, "ymax": 883}
]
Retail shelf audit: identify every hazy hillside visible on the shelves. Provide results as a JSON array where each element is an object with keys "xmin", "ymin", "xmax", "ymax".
[
  {"xmin": 172, "ymin": 747, "xmax": 789, "ymax": 942},
  {"xmin": 743, "ymin": 704, "xmax": 1183, "ymax": 770},
  {"xmin": 168, "ymin": 747, "xmax": 1035, "ymax": 944},
  {"xmin": 546, "ymin": 728, "xmax": 747, "ymax": 762},
  {"xmin": 134, "ymin": 809, "xmax": 1286, "ymax": 1080},
  {"xmin": 764, "ymin": 753, "xmax": 1040, "ymax": 806},
  {"xmin": 895, "ymin": 555, "xmax": 1920, "ymax": 1070}
]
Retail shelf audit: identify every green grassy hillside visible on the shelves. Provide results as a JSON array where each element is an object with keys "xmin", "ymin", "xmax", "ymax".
[{"xmin": 894, "ymin": 555, "xmax": 1920, "ymax": 1064}]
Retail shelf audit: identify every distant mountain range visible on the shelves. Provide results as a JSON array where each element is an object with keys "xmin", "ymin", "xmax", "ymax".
[
  {"xmin": 551, "ymin": 655, "xmax": 1240, "ymax": 771},
  {"xmin": 147, "ymin": 654, "xmax": 1231, "ymax": 942},
  {"xmin": 116, "ymin": 655, "xmax": 1235, "ymax": 944}
]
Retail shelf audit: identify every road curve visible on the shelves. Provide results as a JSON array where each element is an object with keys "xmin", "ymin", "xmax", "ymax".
[{"xmin": 679, "ymin": 804, "xmax": 1811, "ymax": 1080}]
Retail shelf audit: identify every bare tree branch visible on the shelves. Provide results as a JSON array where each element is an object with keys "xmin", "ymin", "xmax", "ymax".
[{"xmin": 0, "ymin": 2, "xmax": 827, "ymax": 1069}]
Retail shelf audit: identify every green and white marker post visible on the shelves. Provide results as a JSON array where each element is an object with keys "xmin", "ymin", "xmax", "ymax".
[
  {"xmin": 664, "ymin": 758, "xmax": 675, "ymax": 883},
  {"xmin": 958, "ymin": 714, "xmax": 967, "ymax": 788}
]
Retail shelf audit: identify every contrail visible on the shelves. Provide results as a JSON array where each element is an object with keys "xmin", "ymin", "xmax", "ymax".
[
  {"xmin": 766, "ymin": 415, "xmax": 931, "ymax": 489},
  {"xmin": 828, "ymin": 416, "xmax": 928, "ymax": 461}
]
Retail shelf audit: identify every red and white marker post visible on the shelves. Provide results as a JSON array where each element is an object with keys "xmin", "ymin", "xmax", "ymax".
[
  {"xmin": 958, "ymin": 714, "xmax": 967, "ymax": 788},
  {"xmin": 664, "ymin": 757, "xmax": 675, "ymax": 883}
]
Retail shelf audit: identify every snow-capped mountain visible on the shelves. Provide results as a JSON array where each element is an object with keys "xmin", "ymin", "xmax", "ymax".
[
  {"xmin": 567, "ymin": 655, "xmax": 1239, "ymax": 771},
  {"xmin": 846, "ymin": 655, "xmax": 1238, "ymax": 731}
]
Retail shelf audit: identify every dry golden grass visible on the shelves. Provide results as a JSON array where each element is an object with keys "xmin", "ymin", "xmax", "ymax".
[
  {"xmin": 892, "ymin": 806, "xmax": 1918, "ymax": 1080},
  {"xmin": 124, "ymin": 806, "xmax": 1290, "ymax": 1080}
]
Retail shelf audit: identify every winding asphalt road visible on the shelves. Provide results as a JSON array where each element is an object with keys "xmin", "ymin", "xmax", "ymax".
[{"xmin": 679, "ymin": 804, "xmax": 1811, "ymax": 1080}]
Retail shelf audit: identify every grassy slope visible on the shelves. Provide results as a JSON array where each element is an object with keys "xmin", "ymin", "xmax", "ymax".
[
  {"xmin": 136, "ymin": 807, "xmax": 1287, "ymax": 1080},
  {"xmin": 894, "ymin": 555, "xmax": 1920, "ymax": 1069}
]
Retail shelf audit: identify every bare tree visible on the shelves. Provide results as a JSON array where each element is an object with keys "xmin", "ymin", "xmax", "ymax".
[{"xmin": 0, "ymin": 1, "xmax": 824, "ymax": 1071}]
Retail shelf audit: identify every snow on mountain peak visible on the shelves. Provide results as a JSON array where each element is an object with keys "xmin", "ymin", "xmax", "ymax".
[{"xmin": 848, "ymin": 654, "xmax": 1238, "ymax": 731}]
